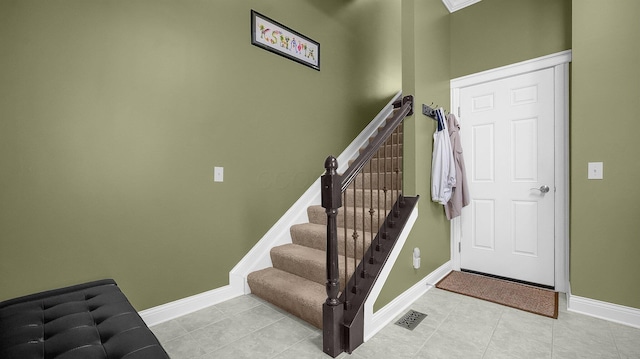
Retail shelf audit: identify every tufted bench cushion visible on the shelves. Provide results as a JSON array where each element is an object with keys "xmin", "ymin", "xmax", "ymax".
[{"xmin": 0, "ymin": 279, "xmax": 169, "ymax": 359}]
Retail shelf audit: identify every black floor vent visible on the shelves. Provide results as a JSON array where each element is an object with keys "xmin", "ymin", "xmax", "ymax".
[{"xmin": 394, "ymin": 309, "xmax": 427, "ymax": 330}]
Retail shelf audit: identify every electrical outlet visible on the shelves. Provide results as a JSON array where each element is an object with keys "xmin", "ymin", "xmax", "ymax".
[{"xmin": 214, "ymin": 167, "xmax": 224, "ymax": 182}]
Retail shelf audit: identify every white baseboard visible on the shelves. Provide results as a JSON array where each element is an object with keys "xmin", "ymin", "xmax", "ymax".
[
  {"xmin": 567, "ymin": 293, "xmax": 640, "ymax": 329},
  {"xmin": 139, "ymin": 285, "xmax": 243, "ymax": 327},
  {"xmin": 365, "ymin": 260, "xmax": 452, "ymax": 341}
]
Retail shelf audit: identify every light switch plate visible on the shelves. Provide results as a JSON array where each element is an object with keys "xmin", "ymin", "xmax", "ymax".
[
  {"xmin": 214, "ymin": 167, "xmax": 224, "ymax": 182},
  {"xmin": 588, "ymin": 162, "xmax": 603, "ymax": 180}
]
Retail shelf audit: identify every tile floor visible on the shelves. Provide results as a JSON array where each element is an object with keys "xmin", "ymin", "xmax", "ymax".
[{"xmin": 151, "ymin": 288, "xmax": 640, "ymax": 359}]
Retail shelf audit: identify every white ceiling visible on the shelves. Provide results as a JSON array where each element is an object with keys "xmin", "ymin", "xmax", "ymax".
[{"xmin": 441, "ymin": 0, "xmax": 482, "ymax": 13}]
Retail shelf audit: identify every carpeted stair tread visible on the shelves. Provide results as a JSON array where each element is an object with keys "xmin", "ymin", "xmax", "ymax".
[
  {"xmin": 270, "ymin": 244, "xmax": 329, "ymax": 286},
  {"xmin": 291, "ymin": 223, "xmax": 371, "ymax": 257},
  {"xmin": 271, "ymin": 243, "xmax": 357, "ymax": 289},
  {"xmin": 247, "ymin": 267, "xmax": 325, "ymax": 328}
]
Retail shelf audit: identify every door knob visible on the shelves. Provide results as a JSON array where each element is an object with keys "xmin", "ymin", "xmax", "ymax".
[{"xmin": 530, "ymin": 185, "xmax": 550, "ymax": 193}]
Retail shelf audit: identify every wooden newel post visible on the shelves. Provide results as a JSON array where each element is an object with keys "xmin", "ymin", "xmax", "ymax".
[
  {"xmin": 322, "ymin": 155, "xmax": 341, "ymax": 305},
  {"xmin": 321, "ymin": 155, "xmax": 344, "ymax": 357}
]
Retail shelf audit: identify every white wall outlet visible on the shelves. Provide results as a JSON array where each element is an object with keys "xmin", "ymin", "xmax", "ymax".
[
  {"xmin": 214, "ymin": 167, "xmax": 224, "ymax": 182},
  {"xmin": 413, "ymin": 247, "xmax": 421, "ymax": 269},
  {"xmin": 588, "ymin": 162, "xmax": 603, "ymax": 180}
]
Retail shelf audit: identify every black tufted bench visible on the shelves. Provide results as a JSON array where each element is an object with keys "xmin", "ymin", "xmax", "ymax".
[{"xmin": 0, "ymin": 279, "xmax": 170, "ymax": 359}]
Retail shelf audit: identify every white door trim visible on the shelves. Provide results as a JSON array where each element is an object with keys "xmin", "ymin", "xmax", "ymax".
[{"xmin": 450, "ymin": 50, "xmax": 571, "ymax": 292}]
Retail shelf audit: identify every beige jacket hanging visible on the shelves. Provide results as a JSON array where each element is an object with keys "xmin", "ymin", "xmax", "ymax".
[{"xmin": 445, "ymin": 113, "xmax": 470, "ymax": 220}]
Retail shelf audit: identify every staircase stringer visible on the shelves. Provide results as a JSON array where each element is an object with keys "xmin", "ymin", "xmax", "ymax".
[
  {"xmin": 363, "ymin": 204, "xmax": 418, "ymax": 339},
  {"xmin": 339, "ymin": 197, "xmax": 419, "ymax": 354},
  {"xmin": 229, "ymin": 91, "xmax": 402, "ymax": 295}
]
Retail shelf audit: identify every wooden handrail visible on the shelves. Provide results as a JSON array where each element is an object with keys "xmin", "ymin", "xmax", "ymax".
[
  {"xmin": 322, "ymin": 94, "xmax": 414, "ymax": 357},
  {"xmin": 340, "ymin": 96, "xmax": 413, "ymax": 193}
]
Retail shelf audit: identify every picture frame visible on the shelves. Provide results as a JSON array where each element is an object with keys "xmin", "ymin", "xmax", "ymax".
[{"xmin": 251, "ymin": 10, "xmax": 320, "ymax": 71}]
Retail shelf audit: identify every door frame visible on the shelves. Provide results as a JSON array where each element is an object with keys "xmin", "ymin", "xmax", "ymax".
[{"xmin": 449, "ymin": 50, "xmax": 572, "ymax": 292}]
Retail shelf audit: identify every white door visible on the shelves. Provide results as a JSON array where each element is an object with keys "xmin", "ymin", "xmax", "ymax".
[{"xmin": 459, "ymin": 68, "xmax": 555, "ymax": 287}]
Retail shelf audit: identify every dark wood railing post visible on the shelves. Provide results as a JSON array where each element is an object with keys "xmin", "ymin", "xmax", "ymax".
[
  {"xmin": 322, "ymin": 156, "xmax": 344, "ymax": 357},
  {"xmin": 321, "ymin": 94, "xmax": 415, "ymax": 356}
]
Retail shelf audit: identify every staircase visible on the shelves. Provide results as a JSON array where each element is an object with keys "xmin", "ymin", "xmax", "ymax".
[{"xmin": 247, "ymin": 114, "xmax": 404, "ymax": 330}]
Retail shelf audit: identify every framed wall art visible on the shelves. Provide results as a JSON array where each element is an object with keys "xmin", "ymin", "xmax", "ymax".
[{"xmin": 251, "ymin": 10, "xmax": 320, "ymax": 71}]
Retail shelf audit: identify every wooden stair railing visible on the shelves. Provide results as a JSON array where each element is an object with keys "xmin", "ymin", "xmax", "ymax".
[{"xmin": 321, "ymin": 95, "xmax": 419, "ymax": 357}]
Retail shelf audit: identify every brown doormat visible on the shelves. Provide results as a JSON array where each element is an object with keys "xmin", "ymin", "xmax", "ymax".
[{"xmin": 436, "ymin": 271, "xmax": 558, "ymax": 319}]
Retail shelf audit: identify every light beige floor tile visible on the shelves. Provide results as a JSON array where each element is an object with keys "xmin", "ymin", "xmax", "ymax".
[
  {"xmin": 414, "ymin": 328, "xmax": 486, "ymax": 359},
  {"xmin": 552, "ymin": 311, "xmax": 620, "ymax": 359},
  {"xmin": 214, "ymin": 293, "xmax": 263, "ymax": 316},
  {"xmin": 353, "ymin": 314, "xmax": 438, "ymax": 359},
  {"xmin": 151, "ymin": 319, "xmax": 189, "ymax": 343},
  {"xmin": 485, "ymin": 325, "xmax": 552, "ymax": 359},
  {"xmin": 484, "ymin": 309, "xmax": 553, "ymax": 359},
  {"xmin": 609, "ymin": 321, "xmax": 640, "ymax": 359},
  {"xmin": 153, "ymin": 288, "xmax": 632, "ymax": 359},
  {"xmin": 552, "ymin": 344, "xmax": 619, "ymax": 359},
  {"xmin": 492, "ymin": 307, "xmax": 554, "ymax": 344},
  {"xmin": 162, "ymin": 333, "xmax": 207, "ymax": 359},
  {"xmin": 174, "ymin": 305, "xmax": 226, "ymax": 332},
  {"xmin": 270, "ymin": 333, "xmax": 329, "ymax": 359},
  {"xmin": 409, "ymin": 288, "xmax": 463, "ymax": 327},
  {"xmin": 190, "ymin": 316, "xmax": 251, "ymax": 353},
  {"xmin": 208, "ymin": 317, "xmax": 315, "ymax": 359},
  {"xmin": 435, "ymin": 313, "xmax": 500, "ymax": 351},
  {"xmin": 190, "ymin": 304, "xmax": 287, "ymax": 354},
  {"xmin": 230, "ymin": 302, "xmax": 288, "ymax": 330}
]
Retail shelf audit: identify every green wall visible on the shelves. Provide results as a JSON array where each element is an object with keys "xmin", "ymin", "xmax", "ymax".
[
  {"xmin": 3, "ymin": 0, "xmax": 637, "ymax": 315},
  {"xmin": 450, "ymin": 0, "xmax": 571, "ymax": 78},
  {"xmin": 0, "ymin": 0, "xmax": 402, "ymax": 309},
  {"xmin": 374, "ymin": 0, "xmax": 452, "ymax": 311},
  {"xmin": 570, "ymin": 0, "xmax": 640, "ymax": 309}
]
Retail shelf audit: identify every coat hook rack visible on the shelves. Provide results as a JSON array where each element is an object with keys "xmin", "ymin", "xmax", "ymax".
[
  {"xmin": 422, "ymin": 104, "xmax": 437, "ymax": 119},
  {"xmin": 422, "ymin": 103, "xmax": 450, "ymax": 131}
]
